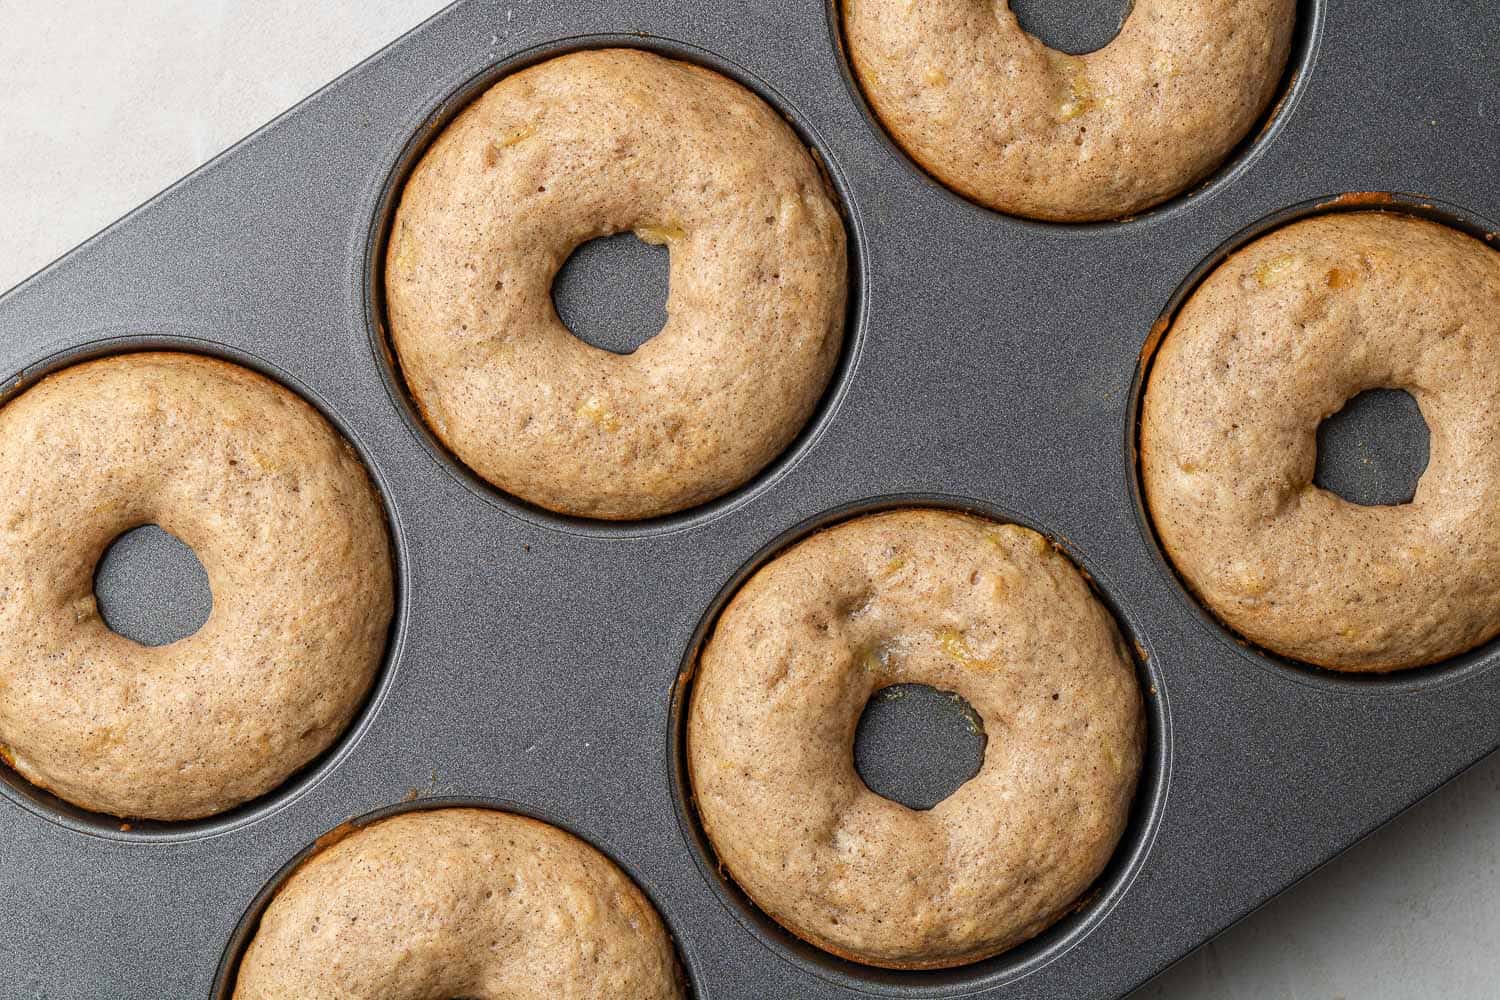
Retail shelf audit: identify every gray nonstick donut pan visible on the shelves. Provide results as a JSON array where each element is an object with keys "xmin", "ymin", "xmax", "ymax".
[{"xmin": 1, "ymin": 1, "xmax": 1497, "ymax": 997}]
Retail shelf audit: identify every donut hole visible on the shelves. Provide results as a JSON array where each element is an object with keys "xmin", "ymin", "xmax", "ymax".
[
  {"xmin": 1314, "ymin": 388, "xmax": 1431, "ymax": 507},
  {"xmin": 1008, "ymin": 0, "xmax": 1133, "ymax": 56},
  {"xmin": 552, "ymin": 232, "xmax": 670, "ymax": 356},
  {"xmin": 853, "ymin": 684, "xmax": 987, "ymax": 811},
  {"xmin": 94, "ymin": 525, "xmax": 212, "ymax": 647}
]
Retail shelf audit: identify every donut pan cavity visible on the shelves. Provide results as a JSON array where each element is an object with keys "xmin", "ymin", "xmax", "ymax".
[{"xmin": 0, "ymin": 2, "xmax": 1496, "ymax": 997}]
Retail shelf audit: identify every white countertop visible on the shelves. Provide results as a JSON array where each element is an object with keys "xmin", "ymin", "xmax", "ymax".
[{"xmin": 3, "ymin": 3, "xmax": 1496, "ymax": 997}]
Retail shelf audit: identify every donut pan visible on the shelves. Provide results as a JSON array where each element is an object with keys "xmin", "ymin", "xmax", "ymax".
[{"xmin": 1, "ymin": 1, "xmax": 1497, "ymax": 997}]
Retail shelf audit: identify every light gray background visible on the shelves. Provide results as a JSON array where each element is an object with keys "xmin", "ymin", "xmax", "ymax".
[{"xmin": 2, "ymin": 2, "xmax": 1496, "ymax": 997}]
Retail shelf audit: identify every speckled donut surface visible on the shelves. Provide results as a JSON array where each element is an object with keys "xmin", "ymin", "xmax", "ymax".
[
  {"xmin": 1142, "ymin": 212, "xmax": 1500, "ymax": 672},
  {"xmin": 841, "ymin": 0, "xmax": 1296, "ymax": 221},
  {"xmin": 386, "ymin": 47, "xmax": 848, "ymax": 520},
  {"xmin": 234, "ymin": 808, "xmax": 686, "ymax": 999},
  {"xmin": 0, "ymin": 353, "xmax": 393, "ymax": 820},
  {"xmin": 687, "ymin": 509, "xmax": 1144, "ymax": 968}
]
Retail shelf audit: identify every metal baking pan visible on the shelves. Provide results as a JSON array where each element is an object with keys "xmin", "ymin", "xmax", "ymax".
[{"xmin": 2, "ymin": 1, "xmax": 1497, "ymax": 997}]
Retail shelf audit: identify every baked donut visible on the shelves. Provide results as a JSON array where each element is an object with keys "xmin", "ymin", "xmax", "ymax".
[
  {"xmin": 687, "ymin": 509, "xmax": 1144, "ymax": 968},
  {"xmin": 840, "ymin": 0, "xmax": 1296, "ymax": 221},
  {"xmin": 386, "ymin": 48, "xmax": 848, "ymax": 520},
  {"xmin": 233, "ymin": 808, "xmax": 687, "ymax": 998},
  {"xmin": 0, "ymin": 353, "xmax": 393, "ymax": 820},
  {"xmin": 1142, "ymin": 211, "xmax": 1500, "ymax": 672}
]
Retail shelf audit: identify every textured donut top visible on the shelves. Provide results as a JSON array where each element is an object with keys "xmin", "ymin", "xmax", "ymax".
[
  {"xmin": 0, "ymin": 353, "xmax": 393, "ymax": 819},
  {"xmin": 1142, "ymin": 212, "xmax": 1500, "ymax": 671},
  {"xmin": 234, "ymin": 809, "xmax": 686, "ymax": 999},
  {"xmin": 842, "ymin": 0, "xmax": 1296, "ymax": 220},
  {"xmin": 689, "ymin": 510, "xmax": 1144, "ymax": 967},
  {"xmin": 386, "ymin": 48, "xmax": 848, "ymax": 519}
]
